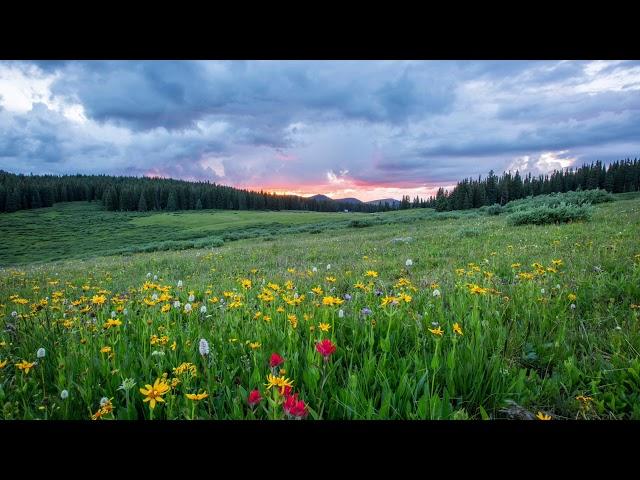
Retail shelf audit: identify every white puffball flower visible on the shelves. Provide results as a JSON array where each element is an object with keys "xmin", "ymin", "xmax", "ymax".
[
  {"xmin": 326, "ymin": 264, "xmax": 331, "ymax": 270},
  {"xmin": 151, "ymin": 350, "xmax": 165, "ymax": 357},
  {"xmin": 188, "ymin": 294, "xmax": 195, "ymax": 302},
  {"xmin": 111, "ymin": 311, "xmax": 117, "ymax": 318},
  {"xmin": 100, "ymin": 397, "xmax": 110, "ymax": 407},
  {"xmin": 37, "ymin": 347, "xmax": 46, "ymax": 358},
  {"xmin": 177, "ymin": 280, "xmax": 183, "ymax": 288},
  {"xmin": 153, "ymin": 275, "xmax": 158, "ymax": 281},
  {"xmin": 200, "ymin": 305, "xmax": 207, "ymax": 314},
  {"xmin": 570, "ymin": 303, "xmax": 576, "ymax": 310},
  {"xmin": 184, "ymin": 303, "xmax": 192, "ymax": 313},
  {"xmin": 338, "ymin": 309, "xmax": 344, "ymax": 318},
  {"xmin": 199, "ymin": 338, "xmax": 210, "ymax": 356},
  {"xmin": 406, "ymin": 259, "xmax": 413, "ymax": 267},
  {"xmin": 60, "ymin": 389, "xmax": 69, "ymax": 400},
  {"xmin": 11, "ymin": 311, "xmax": 17, "ymax": 318},
  {"xmin": 146, "ymin": 272, "xmax": 152, "ymax": 278},
  {"xmin": 432, "ymin": 289, "xmax": 441, "ymax": 298},
  {"xmin": 123, "ymin": 308, "xmax": 128, "ymax": 316},
  {"xmin": 312, "ymin": 266, "xmax": 318, "ymax": 273},
  {"xmin": 540, "ymin": 289, "xmax": 545, "ymax": 294},
  {"xmin": 151, "ymin": 293, "xmax": 158, "ymax": 301},
  {"xmin": 173, "ymin": 300, "xmax": 181, "ymax": 309}
]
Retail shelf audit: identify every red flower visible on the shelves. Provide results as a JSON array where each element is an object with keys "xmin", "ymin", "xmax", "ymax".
[
  {"xmin": 315, "ymin": 339, "xmax": 336, "ymax": 359},
  {"xmin": 269, "ymin": 353, "xmax": 284, "ymax": 368},
  {"xmin": 283, "ymin": 392, "xmax": 309, "ymax": 419},
  {"xmin": 248, "ymin": 389, "xmax": 262, "ymax": 407},
  {"xmin": 281, "ymin": 385, "xmax": 293, "ymax": 397}
]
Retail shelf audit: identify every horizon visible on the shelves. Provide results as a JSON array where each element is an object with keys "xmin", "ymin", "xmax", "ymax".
[{"xmin": 1, "ymin": 60, "xmax": 639, "ymax": 202}]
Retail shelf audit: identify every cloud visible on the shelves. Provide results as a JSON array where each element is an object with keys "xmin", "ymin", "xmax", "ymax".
[{"xmin": 1, "ymin": 60, "xmax": 639, "ymax": 200}]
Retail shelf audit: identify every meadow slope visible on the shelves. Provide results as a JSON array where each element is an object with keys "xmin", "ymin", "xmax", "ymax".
[{"xmin": 1, "ymin": 194, "xmax": 639, "ymax": 419}]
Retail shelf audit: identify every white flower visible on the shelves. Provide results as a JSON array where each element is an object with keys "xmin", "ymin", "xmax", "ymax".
[
  {"xmin": 405, "ymin": 259, "xmax": 413, "ymax": 267},
  {"xmin": 118, "ymin": 378, "xmax": 136, "ymax": 391},
  {"xmin": 151, "ymin": 293, "xmax": 158, "ymax": 301},
  {"xmin": 184, "ymin": 303, "xmax": 192, "ymax": 313},
  {"xmin": 123, "ymin": 308, "xmax": 128, "ymax": 316},
  {"xmin": 151, "ymin": 350, "xmax": 165, "ymax": 357},
  {"xmin": 173, "ymin": 300, "xmax": 181, "ymax": 309},
  {"xmin": 153, "ymin": 275, "xmax": 158, "ymax": 281},
  {"xmin": 540, "ymin": 289, "xmax": 545, "ymax": 294},
  {"xmin": 615, "ymin": 326, "xmax": 622, "ymax": 331},
  {"xmin": 11, "ymin": 311, "xmax": 17, "ymax": 318},
  {"xmin": 338, "ymin": 309, "xmax": 344, "ymax": 318},
  {"xmin": 556, "ymin": 284, "xmax": 561, "ymax": 289},
  {"xmin": 326, "ymin": 264, "xmax": 331, "ymax": 270},
  {"xmin": 188, "ymin": 294, "xmax": 195, "ymax": 302},
  {"xmin": 177, "ymin": 280, "xmax": 183, "ymax": 288},
  {"xmin": 146, "ymin": 272, "xmax": 152, "ymax": 278},
  {"xmin": 37, "ymin": 347, "xmax": 46, "ymax": 358},
  {"xmin": 199, "ymin": 338, "xmax": 210, "ymax": 356},
  {"xmin": 432, "ymin": 289, "xmax": 441, "ymax": 297},
  {"xmin": 100, "ymin": 397, "xmax": 110, "ymax": 407},
  {"xmin": 60, "ymin": 389, "xmax": 69, "ymax": 400},
  {"xmin": 200, "ymin": 305, "xmax": 207, "ymax": 314},
  {"xmin": 570, "ymin": 303, "xmax": 576, "ymax": 310},
  {"xmin": 111, "ymin": 310, "xmax": 117, "ymax": 318},
  {"xmin": 312, "ymin": 267, "xmax": 318, "ymax": 272}
]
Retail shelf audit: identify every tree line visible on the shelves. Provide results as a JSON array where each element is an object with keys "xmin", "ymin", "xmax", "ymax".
[
  {"xmin": 426, "ymin": 158, "xmax": 640, "ymax": 211},
  {"xmin": 0, "ymin": 171, "xmax": 383, "ymax": 214},
  {"xmin": 1, "ymin": 158, "xmax": 639, "ymax": 214}
]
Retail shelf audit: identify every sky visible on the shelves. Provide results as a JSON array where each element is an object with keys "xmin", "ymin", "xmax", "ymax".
[{"xmin": 0, "ymin": 60, "xmax": 639, "ymax": 202}]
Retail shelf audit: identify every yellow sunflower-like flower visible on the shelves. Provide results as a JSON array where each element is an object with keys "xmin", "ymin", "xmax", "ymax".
[{"xmin": 139, "ymin": 378, "xmax": 171, "ymax": 409}]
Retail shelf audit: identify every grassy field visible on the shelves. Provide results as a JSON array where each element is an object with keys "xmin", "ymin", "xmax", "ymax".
[{"xmin": 1, "ymin": 194, "xmax": 639, "ymax": 419}]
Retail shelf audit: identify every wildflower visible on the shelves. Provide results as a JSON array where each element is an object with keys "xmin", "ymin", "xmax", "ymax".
[
  {"xmin": 249, "ymin": 342, "xmax": 261, "ymax": 350},
  {"xmin": 118, "ymin": 378, "xmax": 136, "ymax": 391},
  {"xmin": 185, "ymin": 392, "xmax": 209, "ymax": 401},
  {"xmin": 199, "ymin": 338, "xmax": 210, "ymax": 356},
  {"xmin": 153, "ymin": 275, "xmax": 158, "ymax": 281},
  {"xmin": 265, "ymin": 374, "xmax": 294, "ymax": 394},
  {"xmin": 312, "ymin": 286, "xmax": 324, "ymax": 295},
  {"xmin": 319, "ymin": 322, "xmax": 331, "ymax": 332},
  {"xmin": 453, "ymin": 323, "xmax": 463, "ymax": 336},
  {"xmin": 428, "ymin": 326, "xmax": 444, "ymax": 337},
  {"xmin": 536, "ymin": 411, "xmax": 552, "ymax": 420},
  {"xmin": 91, "ymin": 294, "xmax": 106, "ymax": 305},
  {"xmin": 100, "ymin": 397, "xmax": 110, "ymax": 407},
  {"xmin": 365, "ymin": 270, "xmax": 379, "ymax": 278},
  {"xmin": 161, "ymin": 304, "xmax": 170, "ymax": 313},
  {"xmin": 15, "ymin": 360, "xmax": 36, "ymax": 374},
  {"xmin": 241, "ymin": 279, "xmax": 252, "ymax": 290},
  {"xmin": 200, "ymin": 305, "xmax": 207, "ymax": 314},
  {"xmin": 101, "ymin": 346, "xmax": 112, "ymax": 354},
  {"xmin": 287, "ymin": 314, "xmax": 298, "ymax": 329},
  {"xmin": 184, "ymin": 303, "xmax": 192, "ymax": 313},
  {"xmin": 568, "ymin": 293, "xmax": 577, "ymax": 302},
  {"xmin": 343, "ymin": 293, "xmax": 352, "ymax": 301},
  {"xmin": 104, "ymin": 318, "xmax": 122, "ymax": 329},
  {"xmin": 188, "ymin": 294, "xmax": 195, "ymax": 302},
  {"xmin": 0, "ymin": 359, "xmax": 7, "ymax": 369},
  {"xmin": 177, "ymin": 280, "xmax": 183, "ymax": 288},
  {"xmin": 139, "ymin": 378, "xmax": 171, "ymax": 409},
  {"xmin": 151, "ymin": 350, "xmax": 165, "ymax": 357},
  {"xmin": 361, "ymin": 307, "xmax": 372, "ymax": 316},
  {"xmin": 338, "ymin": 309, "xmax": 344, "ymax": 318},
  {"xmin": 316, "ymin": 339, "xmax": 337, "ymax": 359},
  {"xmin": 432, "ymin": 289, "xmax": 441, "ymax": 298},
  {"xmin": 37, "ymin": 347, "xmax": 46, "ymax": 358},
  {"xmin": 61, "ymin": 389, "xmax": 69, "ymax": 400},
  {"xmin": 248, "ymin": 389, "xmax": 262, "ymax": 407},
  {"xmin": 283, "ymin": 392, "xmax": 309, "ymax": 419},
  {"xmin": 322, "ymin": 296, "xmax": 344, "ymax": 306},
  {"xmin": 270, "ymin": 353, "xmax": 284, "ymax": 368},
  {"xmin": 326, "ymin": 264, "xmax": 331, "ymax": 270},
  {"xmin": 405, "ymin": 259, "xmax": 413, "ymax": 267},
  {"xmin": 173, "ymin": 300, "xmax": 181, "ymax": 309},
  {"xmin": 570, "ymin": 304, "xmax": 576, "ymax": 310},
  {"xmin": 147, "ymin": 272, "xmax": 152, "ymax": 278},
  {"xmin": 11, "ymin": 311, "xmax": 17, "ymax": 318}
]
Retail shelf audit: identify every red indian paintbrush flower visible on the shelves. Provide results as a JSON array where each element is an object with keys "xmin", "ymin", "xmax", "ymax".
[
  {"xmin": 315, "ymin": 339, "xmax": 336, "ymax": 359},
  {"xmin": 269, "ymin": 353, "xmax": 284, "ymax": 368},
  {"xmin": 283, "ymin": 392, "xmax": 309, "ymax": 419},
  {"xmin": 248, "ymin": 389, "xmax": 262, "ymax": 407}
]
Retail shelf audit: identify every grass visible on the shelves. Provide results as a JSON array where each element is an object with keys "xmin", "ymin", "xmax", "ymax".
[{"xmin": 0, "ymin": 194, "xmax": 639, "ymax": 419}]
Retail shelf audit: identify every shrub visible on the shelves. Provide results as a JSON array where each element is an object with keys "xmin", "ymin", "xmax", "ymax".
[
  {"xmin": 506, "ymin": 203, "xmax": 592, "ymax": 226},
  {"xmin": 505, "ymin": 189, "xmax": 614, "ymax": 212},
  {"xmin": 349, "ymin": 219, "xmax": 374, "ymax": 228},
  {"xmin": 485, "ymin": 203, "xmax": 504, "ymax": 216},
  {"xmin": 456, "ymin": 226, "xmax": 483, "ymax": 238}
]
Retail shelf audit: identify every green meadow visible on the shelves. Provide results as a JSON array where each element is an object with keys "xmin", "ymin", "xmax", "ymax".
[{"xmin": 0, "ymin": 193, "xmax": 639, "ymax": 419}]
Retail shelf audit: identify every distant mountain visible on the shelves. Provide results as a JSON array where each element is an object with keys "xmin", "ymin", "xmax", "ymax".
[
  {"xmin": 366, "ymin": 198, "xmax": 401, "ymax": 207},
  {"xmin": 334, "ymin": 197, "xmax": 363, "ymax": 204},
  {"xmin": 308, "ymin": 194, "xmax": 334, "ymax": 202}
]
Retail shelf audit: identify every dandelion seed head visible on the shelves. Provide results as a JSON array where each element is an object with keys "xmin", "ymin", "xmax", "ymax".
[
  {"xmin": 60, "ymin": 389, "xmax": 69, "ymax": 400},
  {"xmin": 37, "ymin": 347, "xmax": 46, "ymax": 358}
]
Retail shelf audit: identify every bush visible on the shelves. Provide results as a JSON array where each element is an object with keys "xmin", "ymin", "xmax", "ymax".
[
  {"xmin": 485, "ymin": 203, "xmax": 504, "ymax": 216},
  {"xmin": 456, "ymin": 226, "xmax": 483, "ymax": 238},
  {"xmin": 349, "ymin": 219, "xmax": 375, "ymax": 228},
  {"xmin": 505, "ymin": 189, "xmax": 613, "ymax": 212},
  {"xmin": 506, "ymin": 203, "xmax": 592, "ymax": 226}
]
